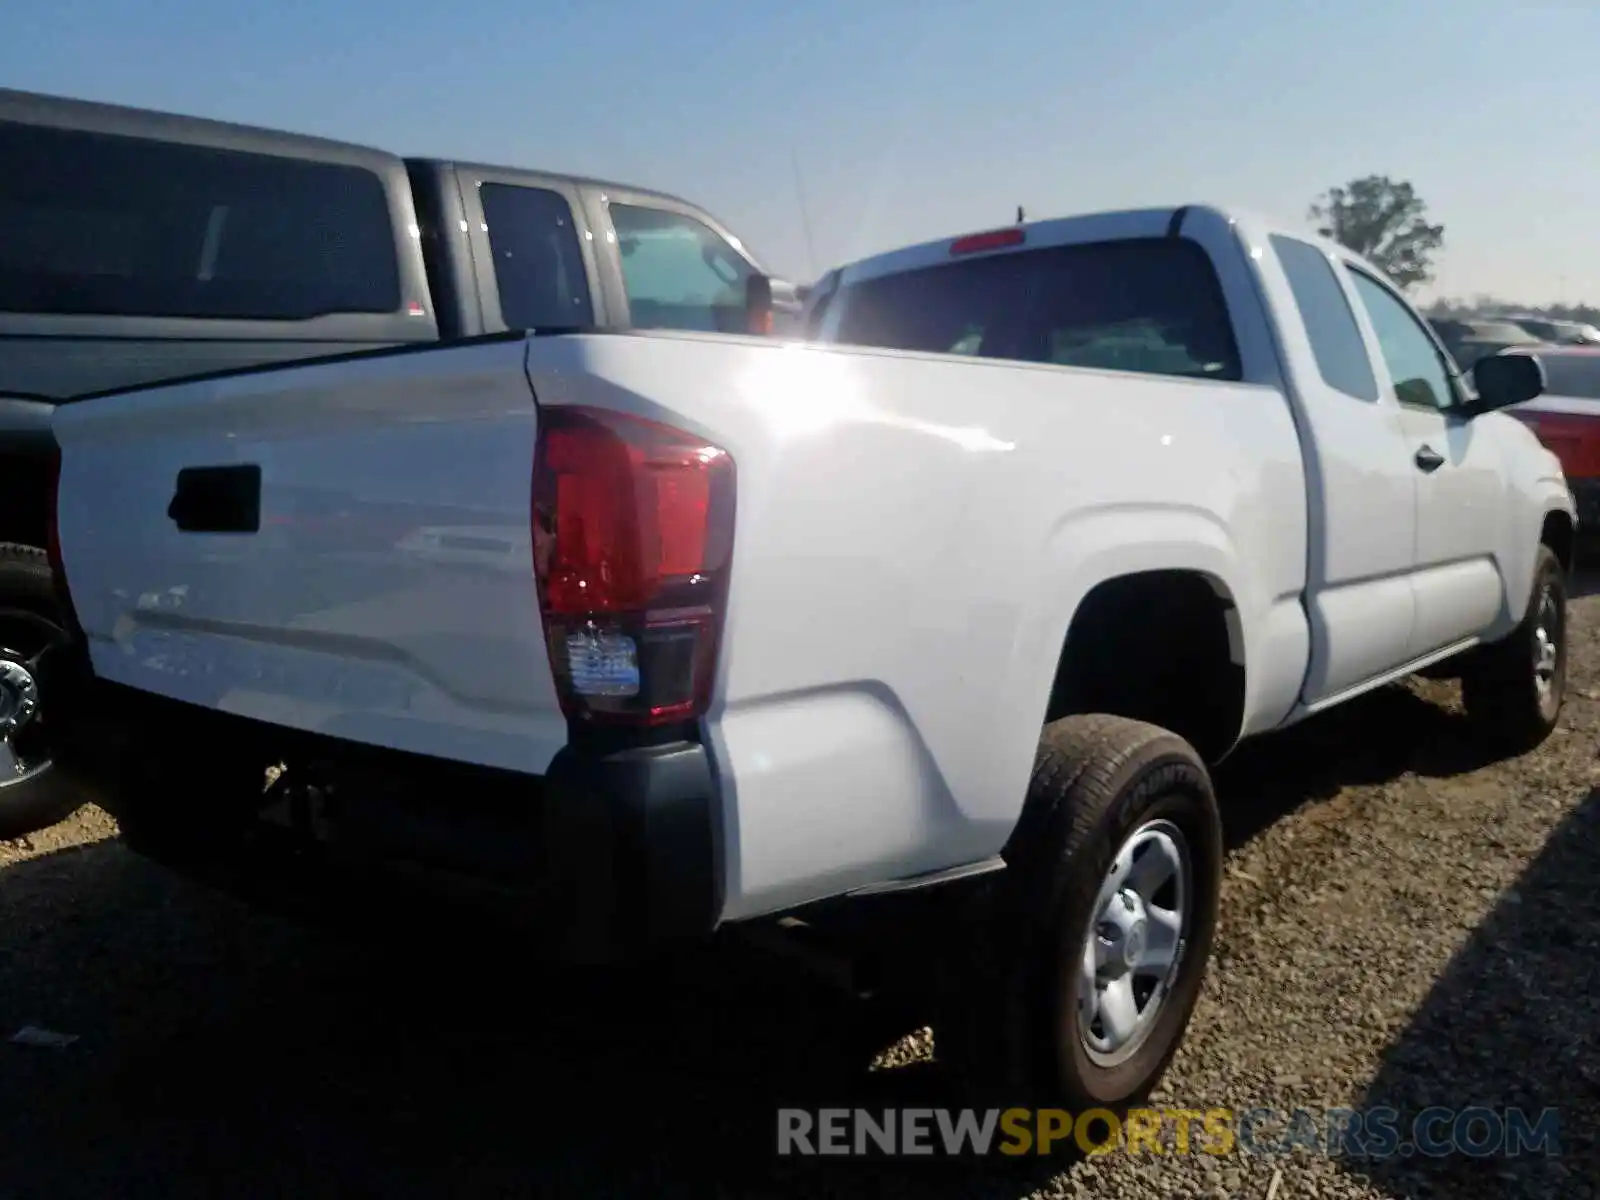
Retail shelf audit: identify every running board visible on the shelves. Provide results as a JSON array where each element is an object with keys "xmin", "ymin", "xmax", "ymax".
[
  {"xmin": 1298, "ymin": 636, "xmax": 1480, "ymax": 717},
  {"xmin": 844, "ymin": 855, "xmax": 1008, "ymax": 898}
]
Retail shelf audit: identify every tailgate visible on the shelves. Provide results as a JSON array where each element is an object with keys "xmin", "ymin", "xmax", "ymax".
[{"xmin": 50, "ymin": 337, "xmax": 569, "ymax": 775}]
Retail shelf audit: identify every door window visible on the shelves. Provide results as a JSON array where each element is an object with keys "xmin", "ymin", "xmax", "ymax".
[
  {"xmin": 1345, "ymin": 269, "xmax": 1458, "ymax": 411},
  {"xmin": 607, "ymin": 203, "xmax": 752, "ymax": 332},
  {"xmin": 479, "ymin": 183, "xmax": 594, "ymax": 329}
]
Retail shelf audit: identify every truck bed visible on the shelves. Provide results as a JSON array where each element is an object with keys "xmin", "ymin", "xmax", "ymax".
[{"xmin": 50, "ymin": 328, "xmax": 1309, "ymax": 918}]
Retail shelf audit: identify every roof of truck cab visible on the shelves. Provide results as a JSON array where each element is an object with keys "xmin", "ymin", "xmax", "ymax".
[
  {"xmin": 0, "ymin": 89, "xmax": 716, "ymax": 211},
  {"xmin": 408, "ymin": 156, "xmax": 709, "ymax": 213},
  {"xmin": 412, "ymin": 156, "xmax": 767, "ymax": 263},
  {"xmin": 831, "ymin": 205, "xmax": 1189, "ymax": 285},
  {"xmin": 408, "ymin": 157, "xmax": 771, "ymax": 273},
  {"xmin": 828, "ymin": 203, "xmax": 1392, "ymax": 292},
  {"xmin": 0, "ymin": 88, "xmax": 761, "ymax": 262},
  {"xmin": 0, "ymin": 86, "xmax": 399, "ymax": 165}
]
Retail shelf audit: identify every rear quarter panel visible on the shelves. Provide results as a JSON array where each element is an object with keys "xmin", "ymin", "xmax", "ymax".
[{"xmin": 524, "ymin": 332, "xmax": 1309, "ymax": 918}]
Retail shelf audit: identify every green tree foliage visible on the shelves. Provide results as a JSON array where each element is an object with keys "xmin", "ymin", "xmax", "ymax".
[{"xmin": 1309, "ymin": 175, "xmax": 1445, "ymax": 291}]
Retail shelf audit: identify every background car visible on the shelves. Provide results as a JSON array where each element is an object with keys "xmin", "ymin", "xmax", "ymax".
[
  {"xmin": 1428, "ymin": 317, "xmax": 1552, "ymax": 370},
  {"xmin": 1499, "ymin": 314, "xmax": 1600, "ymax": 345},
  {"xmin": 1499, "ymin": 344, "xmax": 1600, "ymax": 531}
]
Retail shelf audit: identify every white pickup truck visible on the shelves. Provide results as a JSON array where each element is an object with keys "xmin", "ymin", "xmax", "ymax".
[{"xmin": 20, "ymin": 203, "xmax": 1572, "ymax": 1118}]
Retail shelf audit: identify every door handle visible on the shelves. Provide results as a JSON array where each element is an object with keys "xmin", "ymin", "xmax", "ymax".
[
  {"xmin": 168, "ymin": 464, "xmax": 262, "ymax": 533},
  {"xmin": 1414, "ymin": 445, "xmax": 1445, "ymax": 473}
]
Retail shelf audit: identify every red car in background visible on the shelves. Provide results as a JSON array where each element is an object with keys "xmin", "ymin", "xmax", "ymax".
[{"xmin": 1500, "ymin": 346, "xmax": 1600, "ymax": 532}]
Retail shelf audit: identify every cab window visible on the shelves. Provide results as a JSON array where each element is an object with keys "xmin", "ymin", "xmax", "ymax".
[
  {"xmin": 1345, "ymin": 269, "xmax": 1458, "ymax": 411},
  {"xmin": 824, "ymin": 237, "xmax": 1242, "ymax": 382},
  {"xmin": 608, "ymin": 204, "xmax": 752, "ymax": 333},
  {"xmin": 479, "ymin": 183, "xmax": 594, "ymax": 329}
]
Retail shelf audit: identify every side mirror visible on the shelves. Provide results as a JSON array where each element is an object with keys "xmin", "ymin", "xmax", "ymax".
[
  {"xmin": 1467, "ymin": 353, "xmax": 1545, "ymax": 416},
  {"xmin": 744, "ymin": 273, "xmax": 773, "ymax": 335}
]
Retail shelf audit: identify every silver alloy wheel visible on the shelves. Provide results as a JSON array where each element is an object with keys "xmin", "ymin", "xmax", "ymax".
[
  {"xmin": 1531, "ymin": 583, "xmax": 1561, "ymax": 703},
  {"xmin": 0, "ymin": 648, "xmax": 47, "ymax": 788},
  {"xmin": 1076, "ymin": 818, "xmax": 1191, "ymax": 1067}
]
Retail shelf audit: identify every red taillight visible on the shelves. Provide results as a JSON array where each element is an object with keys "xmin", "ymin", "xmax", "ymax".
[
  {"xmin": 950, "ymin": 227, "xmax": 1026, "ymax": 255},
  {"xmin": 532, "ymin": 406, "xmax": 735, "ymax": 727},
  {"xmin": 44, "ymin": 449, "xmax": 82, "ymax": 637}
]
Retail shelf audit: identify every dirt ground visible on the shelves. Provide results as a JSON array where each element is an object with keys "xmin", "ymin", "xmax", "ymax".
[{"xmin": 2, "ymin": 582, "xmax": 1598, "ymax": 1199}]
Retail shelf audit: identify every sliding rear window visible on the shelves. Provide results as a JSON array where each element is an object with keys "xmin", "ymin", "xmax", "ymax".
[
  {"xmin": 826, "ymin": 237, "xmax": 1242, "ymax": 382},
  {"xmin": 0, "ymin": 121, "xmax": 401, "ymax": 321}
]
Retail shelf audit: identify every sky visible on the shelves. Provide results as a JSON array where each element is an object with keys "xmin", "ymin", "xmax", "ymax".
[{"xmin": 6, "ymin": 0, "xmax": 1599, "ymax": 302}]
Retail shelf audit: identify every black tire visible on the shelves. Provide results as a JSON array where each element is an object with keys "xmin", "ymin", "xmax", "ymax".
[
  {"xmin": 0, "ymin": 542, "xmax": 85, "ymax": 839},
  {"xmin": 1460, "ymin": 544, "xmax": 1566, "ymax": 754},
  {"xmin": 934, "ymin": 715, "xmax": 1222, "ymax": 1129}
]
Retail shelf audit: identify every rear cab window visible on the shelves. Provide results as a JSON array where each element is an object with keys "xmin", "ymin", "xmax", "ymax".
[
  {"xmin": 607, "ymin": 203, "xmax": 754, "ymax": 333},
  {"xmin": 0, "ymin": 120, "xmax": 401, "ymax": 321},
  {"xmin": 820, "ymin": 237, "xmax": 1242, "ymax": 382}
]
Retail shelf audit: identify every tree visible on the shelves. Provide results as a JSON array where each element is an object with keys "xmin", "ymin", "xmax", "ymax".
[{"xmin": 1308, "ymin": 175, "xmax": 1445, "ymax": 291}]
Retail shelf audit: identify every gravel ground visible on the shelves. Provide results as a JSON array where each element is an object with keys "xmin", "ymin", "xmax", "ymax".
[{"xmin": 3, "ymin": 587, "xmax": 1598, "ymax": 1199}]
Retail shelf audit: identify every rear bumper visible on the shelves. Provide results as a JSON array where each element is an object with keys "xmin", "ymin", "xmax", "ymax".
[{"xmin": 40, "ymin": 646, "xmax": 724, "ymax": 961}]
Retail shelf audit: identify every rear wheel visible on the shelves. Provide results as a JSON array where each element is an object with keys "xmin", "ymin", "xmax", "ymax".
[
  {"xmin": 0, "ymin": 543, "xmax": 84, "ymax": 839},
  {"xmin": 934, "ymin": 715, "xmax": 1222, "ymax": 1131},
  {"xmin": 1461, "ymin": 544, "xmax": 1566, "ymax": 754}
]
